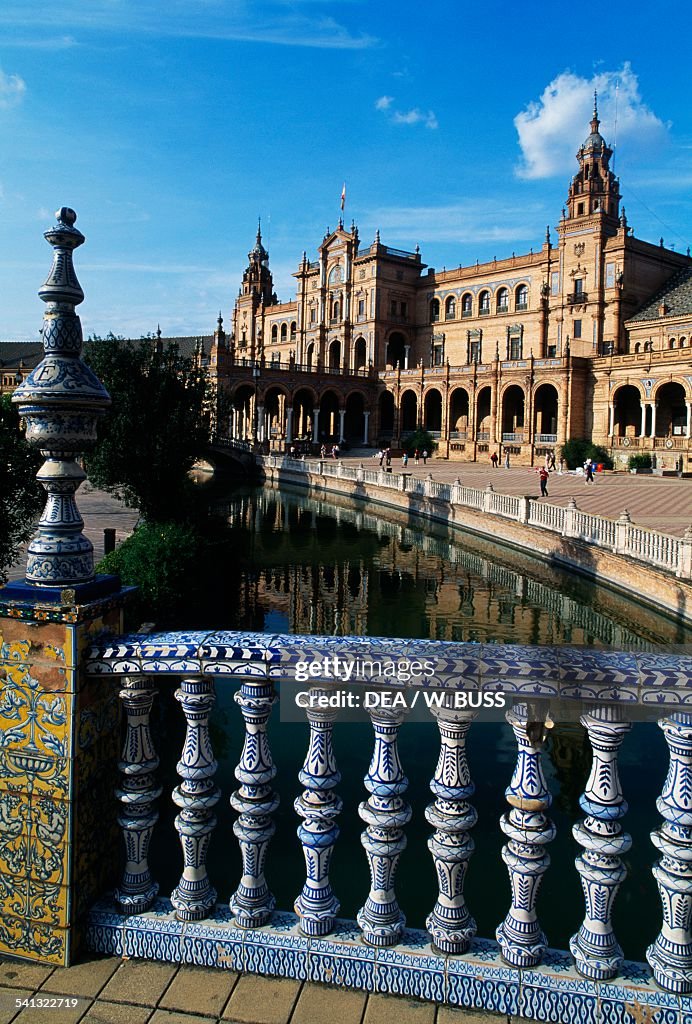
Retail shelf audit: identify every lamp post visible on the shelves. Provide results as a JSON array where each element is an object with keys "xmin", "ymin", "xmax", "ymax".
[{"xmin": 252, "ymin": 361, "xmax": 261, "ymax": 446}]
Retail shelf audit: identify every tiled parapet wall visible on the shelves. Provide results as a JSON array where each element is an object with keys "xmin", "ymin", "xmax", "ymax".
[
  {"xmin": 81, "ymin": 630, "xmax": 692, "ymax": 1023},
  {"xmin": 0, "ymin": 593, "xmax": 126, "ymax": 964}
]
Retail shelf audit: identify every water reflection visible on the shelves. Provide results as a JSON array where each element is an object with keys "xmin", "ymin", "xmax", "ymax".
[{"xmin": 212, "ymin": 484, "xmax": 691, "ymax": 647}]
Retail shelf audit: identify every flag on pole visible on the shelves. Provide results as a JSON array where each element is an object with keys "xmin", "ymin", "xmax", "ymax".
[{"xmin": 340, "ymin": 183, "xmax": 346, "ymax": 212}]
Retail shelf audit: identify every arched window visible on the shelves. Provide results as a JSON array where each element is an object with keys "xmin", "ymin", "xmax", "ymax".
[
  {"xmin": 280, "ymin": 323, "xmax": 287, "ymax": 342},
  {"xmin": 681, "ymin": 337, "xmax": 687, "ymax": 348},
  {"xmin": 430, "ymin": 298, "xmax": 440, "ymax": 322},
  {"xmin": 634, "ymin": 343, "xmax": 641, "ymax": 353},
  {"xmin": 479, "ymin": 290, "xmax": 490, "ymax": 316},
  {"xmin": 669, "ymin": 338, "xmax": 676, "ymax": 350},
  {"xmin": 332, "ymin": 299, "xmax": 340, "ymax": 321},
  {"xmin": 461, "ymin": 293, "xmax": 473, "ymax": 318},
  {"xmin": 445, "ymin": 295, "xmax": 456, "ymax": 319},
  {"xmin": 515, "ymin": 284, "xmax": 529, "ymax": 311},
  {"xmin": 496, "ymin": 288, "xmax": 509, "ymax": 313},
  {"xmin": 290, "ymin": 321, "xmax": 297, "ymax": 339},
  {"xmin": 271, "ymin": 324, "xmax": 278, "ymax": 343}
]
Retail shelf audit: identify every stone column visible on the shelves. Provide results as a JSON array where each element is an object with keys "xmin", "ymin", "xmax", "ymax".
[
  {"xmin": 608, "ymin": 403, "xmax": 614, "ymax": 437},
  {"xmin": 312, "ymin": 407, "xmax": 320, "ymax": 443},
  {"xmin": 339, "ymin": 409, "xmax": 346, "ymax": 443},
  {"xmin": 404, "ymin": 345, "xmax": 410, "ymax": 369},
  {"xmin": 256, "ymin": 404, "xmax": 264, "ymax": 442},
  {"xmin": 286, "ymin": 407, "xmax": 293, "ymax": 443},
  {"xmin": 363, "ymin": 410, "xmax": 370, "ymax": 444},
  {"xmin": 686, "ymin": 401, "xmax": 691, "ymax": 439},
  {"xmin": 651, "ymin": 402, "xmax": 658, "ymax": 438}
]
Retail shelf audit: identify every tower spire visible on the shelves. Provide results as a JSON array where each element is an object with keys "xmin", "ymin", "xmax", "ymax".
[
  {"xmin": 591, "ymin": 90, "xmax": 600, "ymax": 133},
  {"xmin": 256, "ymin": 217, "xmax": 262, "ymax": 245}
]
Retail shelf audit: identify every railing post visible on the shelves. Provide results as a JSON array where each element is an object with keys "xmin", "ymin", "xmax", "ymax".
[
  {"xmin": 482, "ymin": 482, "xmax": 494, "ymax": 514},
  {"xmin": 496, "ymin": 703, "xmax": 555, "ymax": 967},
  {"xmin": 614, "ymin": 509, "xmax": 632, "ymax": 554},
  {"xmin": 171, "ymin": 677, "xmax": 220, "ymax": 921},
  {"xmin": 357, "ymin": 709, "xmax": 411, "ymax": 946},
  {"xmin": 647, "ymin": 713, "xmax": 692, "ymax": 993},
  {"xmin": 230, "ymin": 678, "xmax": 279, "ymax": 927},
  {"xmin": 518, "ymin": 495, "xmax": 530, "ymax": 524},
  {"xmin": 357, "ymin": 463, "xmax": 364, "ymax": 483},
  {"xmin": 677, "ymin": 525, "xmax": 692, "ymax": 579},
  {"xmin": 114, "ymin": 675, "xmax": 161, "ymax": 915},
  {"xmin": 294, "ymin": 687, "xmax": 342, "ymax": 936},
  {"xmin": 425, "ymin": 706, "xmax": 477, "ymax": 954},
  {"xmin": 451, "ymin": 478, "xmax": 462, "ymax": 505},
  {"xmin": 570, "ymin": 708, "xmax": 631, "ymax": 979},
  {"xmin": 563, "ymin": 496, "xmax": 578, "ymax": 538}
]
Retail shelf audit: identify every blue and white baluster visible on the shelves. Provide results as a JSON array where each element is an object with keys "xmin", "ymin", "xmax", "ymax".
[
  {"xmin": 496, "ymin": 703, "xmax": 555, "ymax": 967},
  {"xmin": 229, "ymin": 678, "xmax": 279, "ymax": 927},
  {"xmin": 357, "ymin": 708, "xmax": 411, "ymax": 946},
  {"xmin": 570, "ymin": 708, "xmax": 631, "ymax": 979},
  {"xmin": 294, "ymin": 687, "xmax": 342, "ymax": 935},
  {"xmin": 114, "ymin": 675, "xmax": 162, "ymax": 914},
  {"xmin": 425, "ymin": 705, "xmax": 477, "ymax": 953},
  {"xmin": 647, "ymin": 713, "xmax": 692, "ymax": 993},
  {"xmin": 171, "ymin": 677, "xmax": 220, "ymax": 921}
]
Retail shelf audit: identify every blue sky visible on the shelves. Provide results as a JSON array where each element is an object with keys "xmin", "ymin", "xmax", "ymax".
[{"xmin": 2, "ymin": 0, "xmax": 692, "ymax": 339}]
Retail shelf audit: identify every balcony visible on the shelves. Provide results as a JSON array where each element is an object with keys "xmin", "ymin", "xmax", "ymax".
[
  {"xmin": 479, "ymin": 308, "xmax": 490, "ymax": 317},
  {"xmin": 502, "ymin": 432, "xmax": 525, "ymax": 443},
  {"xmin": 462, "ymin": 309, "xmax": 473, "ymax": 318},
  {"xmin": 567, "ymin": 292, "xmax": 588, "ymax": 305},
  {"xmin": 535, "ymin": 434, "xmax": 557, "ymax": 444}
]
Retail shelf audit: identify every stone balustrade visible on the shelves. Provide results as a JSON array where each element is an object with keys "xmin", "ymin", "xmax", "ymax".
[
  {"xmin": 78, "ymin": 632, "xmax": 692, "ymax": 1023},
  {"xmin": 265, "ymin": 455, "xmax": 692, "ymax": 581}
]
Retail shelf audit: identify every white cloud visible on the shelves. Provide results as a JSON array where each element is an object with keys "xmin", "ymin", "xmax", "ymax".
[
  {"xmin": 0, "ymin": 67, "xmax": 26, "ymax": 109},
  {"xmin": 514, "ymin": 63, "xmax": 667, "ymax": 180},
  {"xmin": 376, "ymin": 96, "xmax": 438, "ymax": 130},
  {"xmin": 0, "ymin": 2, "xmax": 376, "ymax": 50}
]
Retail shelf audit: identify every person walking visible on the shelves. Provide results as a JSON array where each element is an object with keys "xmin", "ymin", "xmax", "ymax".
[
  {"xmin": 379, "ymin": 449, "xmax": 385, "ymax": 467},
  {"xmin": 402, "ymin": 452, "xmax": 409, "ymax": 468},
  {"xmin": 503, "ymin": 451, "xmax": 510, "ymax": 469},
  {"xmin": 422, "ymin": 449, "xmax": 428, "ymax": 465},
  {"xmin": 539, "ymin": 466, "xmax": 549, "ymax": 497},
  {"xmin": 414, "ymin": 449, "xmax": 420, "ymax": 465},
  {"xmin": 490, "ymin": 451, "xmax": 498, "ymax": 468},
  {"xmin": 584, "ymin": 458, "xmax": 595, "ymax": 485}
]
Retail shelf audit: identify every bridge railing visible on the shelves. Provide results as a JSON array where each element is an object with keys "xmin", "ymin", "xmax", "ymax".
[
  {"xmin": 84, "ymin": 632, "xmax": 692, "ymax": 1016},
  {"xmin": 263, "ymin": 455, "xmax": 692, "ymax": 580}
]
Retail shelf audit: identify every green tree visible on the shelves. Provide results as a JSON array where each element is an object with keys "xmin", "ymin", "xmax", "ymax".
[
  {"xmin": 560, "ymin": 438, "xmax": 613, "ymax": 471},
  {"xmin": 403, "ymin": 428, "xmax": 437, "ymax": 456},
  {"xmin": 0, "ymin": 393, "xmax": 44, "ymax": 583},
  {"xmin": 83, "ymin": 336, "xmax": 210, "ymax": 522}
]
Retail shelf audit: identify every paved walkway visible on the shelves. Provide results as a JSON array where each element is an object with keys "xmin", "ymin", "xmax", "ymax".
[
  {"xmin": 0, "ymin": 956, "xmax": 499, "ymax": 1024},
  {"xmin": 340, "ymin": 456, "xmax": 692, "ymax": 536}
]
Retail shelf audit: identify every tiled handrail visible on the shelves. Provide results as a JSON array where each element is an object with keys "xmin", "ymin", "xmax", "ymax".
[
  {"xmin": 265, "ymin": 456, "xmax": 692, "ymax": 579},
  {"xmin": 85, "ymin": 631, "xmax": 692, "ymax": 1022}
]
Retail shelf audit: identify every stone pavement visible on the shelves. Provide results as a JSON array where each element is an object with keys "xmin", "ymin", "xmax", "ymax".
[
  {"xmin": 0, "ymin": 956, "xmax": 504, "ymax": 1024},
  {"xmin": 341, "ymin": 455, "xmax": 692, "ymax": 537}
]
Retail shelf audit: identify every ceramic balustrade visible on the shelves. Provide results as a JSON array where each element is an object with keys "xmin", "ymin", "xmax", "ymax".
[{"xmin": 95, "ymin": 636, "xmax": 692, "ymax": 1012}]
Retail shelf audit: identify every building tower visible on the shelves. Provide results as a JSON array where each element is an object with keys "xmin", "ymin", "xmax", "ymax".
[{"xmin": 235, "ymin": 221, "xmax": 276, "ymax": 361}]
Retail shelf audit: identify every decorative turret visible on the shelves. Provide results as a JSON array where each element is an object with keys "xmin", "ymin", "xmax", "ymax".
[
  {"xmin": 564, "ymin": 93, "xmax": 620, "ymax": 227},
  {"xmin": 241, "ymin": 219, "xmax": 274, "ymax": 305},
  {"xmin": 12, "ymin": 208, "xmax": 111, "ymax": 587}
]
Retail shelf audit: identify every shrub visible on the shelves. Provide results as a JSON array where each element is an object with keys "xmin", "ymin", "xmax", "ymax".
[
  {"xmin": 403, "ymin": 429, "xmax": 437, "ymax": 456},
  {"xmin": 96, "ymin": 521, "xmax": 203, "ymax": 628},
  {"xmin": 560, "ymin": 438, "xmax": 613, "ymax": 471},
  {"xmin": 627, "ymin": 453, "xmax": 652, "ymax": 470}
]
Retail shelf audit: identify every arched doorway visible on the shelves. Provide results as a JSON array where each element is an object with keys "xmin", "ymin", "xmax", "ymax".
[
  {"xmin": 400, "ymin": 390, "xmax": 418, "ymax": 434},
  {"xmin": 501, "ymin": 385, "xmax": 525, "ymax": 439},
  {"xmin": 449, "ymin": 388, "xmax": 470, "ymax": 438},
  {"xmin": 476, "ymin": 387, "xmax": 491, "ymax": 438},
  {"xmin": 613, "ymin": 385, "xmax": 642, "ymax": 438},
  {"xmin": 328, "ymin": 339, "xmax": 341, "ymax": 371},
  {"xmin": 293, "ymin": 388, "xmax": 316, "ymax": 445},
  {"xmin": 533, "ymin": 383, "xmax": 558, "ymax": 440},
  {"xmin": 354, "ymin": 337, "xmax": 367, "ymax": 371},
  {"xmin": 344, "ymin": 392, "xmax": 366, "ymax": 444},
  {"xmin": 232, "ymin": 384, "xmax": 255, "ymax": 441},
  {"xmin": 655, "ymin": 382, "xmax": 687, "ymax": 437},
  {"xmin": 386, "ymin": 332, "xmax": 407, "ymax": 369},
  {"xmin": 319, "ymin": 389, "xmax": 341, "ymax": 442},
  {"xmin": 263, "ymin": 386, "xmax": 287, "ymax": 446},
  {"xmin": 379, "ymin": 391, "xmax": 395, "ymax": 440},
  {"xmin": 423, "ymin": 389, "xmax": 443, "ymax": 435}
]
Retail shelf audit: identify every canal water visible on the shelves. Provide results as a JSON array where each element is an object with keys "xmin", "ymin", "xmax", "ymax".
[{"xmin": 149, "ymin": 483, "xmax": 692, "ymax": 963}]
